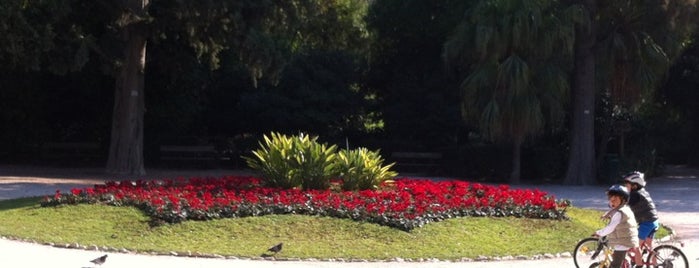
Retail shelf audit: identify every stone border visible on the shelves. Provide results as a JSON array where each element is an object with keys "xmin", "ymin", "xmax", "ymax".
[
  {"xmin": 0, "ymin": 235, "xmax": 572, "ymax": 263},
  {"xmin": 1, "ymin": 224, "xmax": 682, "ymax": 264}
]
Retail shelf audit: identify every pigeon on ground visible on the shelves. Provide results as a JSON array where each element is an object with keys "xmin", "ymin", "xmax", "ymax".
[
  {"xmin": 89, "ymin": 254, "xmax": 108, "ymax": 266},
  {"xmin": 267, "ymin": 243, "xmax": 283, "ymax": 254}
]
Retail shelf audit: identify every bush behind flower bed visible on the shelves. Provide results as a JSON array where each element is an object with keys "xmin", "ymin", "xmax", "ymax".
[{"xmin": 41, "ymin": 176, "xmax": 569, "ymax": 231}]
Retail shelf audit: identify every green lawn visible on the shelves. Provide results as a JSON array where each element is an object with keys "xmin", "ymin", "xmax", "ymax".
[{"xmin": 0, "ymin": 197, "xmax": 644, "ymax": 260}]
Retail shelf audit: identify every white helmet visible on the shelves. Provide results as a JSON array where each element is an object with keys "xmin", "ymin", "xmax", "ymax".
[{"xmin": 623, "ymin": 171, "xmax": 646, "ymax": 187}]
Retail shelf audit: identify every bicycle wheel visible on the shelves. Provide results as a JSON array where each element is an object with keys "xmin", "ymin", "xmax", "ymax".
[
  {"xmin": 648, "ymin": 245, "xmax": 688, "ymax": 268},
  {"xmin": 574, "ymin": 237, "xmax": 606, "ymax": 268}
]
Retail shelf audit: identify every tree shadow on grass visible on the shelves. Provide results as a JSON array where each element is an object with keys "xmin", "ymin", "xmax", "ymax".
[{"xmin": 0, "ymin": 196, "xmax": 42, "ymax": 211}]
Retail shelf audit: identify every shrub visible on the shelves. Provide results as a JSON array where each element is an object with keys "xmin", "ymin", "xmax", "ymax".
[
  {"xmin": 295, "ymin": 135, "xmax": 339, "ymax": 190},
  {"xmin": 336, "ymin": 147, "xmax": 398, "ymax": 191},
  {"xmin": 243, "ymin": 132, "xmax": 301, "ymax": 188},
  {"xmin": 243, "ymin": 132, "xmax": 338, "ymax": 189}
]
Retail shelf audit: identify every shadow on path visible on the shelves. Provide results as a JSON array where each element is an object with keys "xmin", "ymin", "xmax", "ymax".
[{"xmin": 0, "ymin": 164, "xmax": 255, "ymax": 200}]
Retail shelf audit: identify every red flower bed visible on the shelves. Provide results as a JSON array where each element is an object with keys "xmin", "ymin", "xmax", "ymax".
[{"xmin": 41, "ymin": 176, "xmax": 570, "ymax": 231}]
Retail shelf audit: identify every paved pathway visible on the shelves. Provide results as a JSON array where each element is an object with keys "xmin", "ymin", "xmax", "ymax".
[{"xmin": 0, "ymin": 164, "xmax": 697, "ymax": 267}]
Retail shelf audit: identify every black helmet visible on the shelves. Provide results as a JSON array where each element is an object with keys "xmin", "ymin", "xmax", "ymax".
[
  {"xmin": 607, "ymin": 184, "xmax": 630, "ymax": 202},
  {"xmin": 622, "ymin": 171, "xmax": 646, "ymax": 187}
]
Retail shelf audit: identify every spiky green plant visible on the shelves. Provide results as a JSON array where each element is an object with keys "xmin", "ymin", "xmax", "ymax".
[
  {"xmin": 336, "ymin": 147, "xmax": 398, "ymax": 191},
  {"xmin": 243, "ymin": 132, "xmax": 338, "ymax": 189},
  {"xmin": 243, "ymin": 132, "xmax": 300, "ymax": 188},
  {"xmin": 294, "ymin": 134, "xmax": 338, "ymax": 190}
]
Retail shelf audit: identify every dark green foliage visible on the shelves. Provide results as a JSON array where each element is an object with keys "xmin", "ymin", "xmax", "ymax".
[
  {"xmin": 365, "ymin": 0, "xmax": 467, "ymax": 148},
  {"xmin": 144, "ymin": 39, "xmax": 212, "ymax": 141},
  {"xmin": 520, "ymin": 138, "xmax": 568, "ymax": 182},
  {"xmin": 445, "ymin": 143, "xmax": 511, "ymax": 182},
  {"xmin": 1, "ymin": 0, "xmax": 698, "ymax": 182},
  {"xmin": 595, "ymin": 0, "xmax": 692, "ymax": 104},
  {"xmin": 149, "ymin": 0, "xmax": 370, "ymax": 84},
  {"xmin": 568, "ymin": 0, "xmax": 698, "ymax": 184},
  {"xmin": 0, "ymin": 0, "xmax": 119, "ymax": 74},
  {"xmin": 617, "ymin": 102, "xmax": 688, "ymax": 175},
  {"xmin": 0, "ymin": 62, "xmax": 113, "ymax": 162},
  {"xmin": 444, "ymin": 0, "xmax": 576, "ymax": 140},
  {"xmin": 591, "ymin": 1, "xmax": 699, "ymax": 175},
  {"xmin": 443, "ymin": 0, "xmax": 576, "ymax": 183},
  {"xmin": 233, "ymin": 50, "xmax": 371, "ymax": 140},
  {"xmin": 0, "ymin": 0, "xmax": 72, "ymax": 72},
  {"xmin": 0, "ymin": 0, "xmax": 374, "ymax": 168},
  {"xmin": 203, "ymin": 1, "xmax": 372, "ymax": 142},
  {"xmin": 657, "ymin": 34, "xmax": 699, "ymax": 165},
  {"xmin": 0, "ymin": 72, "xmax": 52, "ymax": 159}
]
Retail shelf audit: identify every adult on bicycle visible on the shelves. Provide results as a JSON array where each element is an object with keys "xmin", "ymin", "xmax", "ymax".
[
  {"xmin": 593, "ymin": 184, "xmax": 639, "ymax": 268},
  {"xmin": 622, "ymin": 171, "xmax": 660, "ymax": 267}
]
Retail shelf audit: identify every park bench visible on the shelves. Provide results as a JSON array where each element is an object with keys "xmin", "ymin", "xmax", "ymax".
[
  {"xmin": 390, "ymin": 151, "xmax": 443, "ymax": 175},
  {"xmin": 158, "ymin": 145, "xmax": 227, "ymax": 168},
  {"xmin": 41, "ymin": 142, "xmax": 103, "ymax": 162}
]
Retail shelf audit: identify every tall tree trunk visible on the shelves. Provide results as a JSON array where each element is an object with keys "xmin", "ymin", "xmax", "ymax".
[
  {"xmin": 595, "ymin": 125, "xmax": 611, "ymax": 177},
  {"xmin": 564, "ymin": 0, "xmax": 597, "ymax": 185},
  {"xmin": 689, "ymin": 120, "xmax": 699, "ymax": 166},
  {"xmin": 106, "ymin": 0, "xmax": 149, "ymax": 175},
  {"xmin": 510, "ymin": 139, "xmax": 522, "ymax": 185}
]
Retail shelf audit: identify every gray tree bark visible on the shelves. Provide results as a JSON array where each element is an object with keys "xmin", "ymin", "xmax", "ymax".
[
  {"xmin": 106, "ymin": 0, "xmax": 149, "ymax": 175},
  {"xmin": 564, "ymin": 0, "xmax": 597, "ymax": 185}
]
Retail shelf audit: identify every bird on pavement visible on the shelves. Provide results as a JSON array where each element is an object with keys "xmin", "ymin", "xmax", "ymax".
[
  {"xmin": 89, "ymin": 254, "xmax": 108, "ymax": 266},
  {"xmin": 267, "ymin": 243, "xmax": 283, "ymax": 254}
]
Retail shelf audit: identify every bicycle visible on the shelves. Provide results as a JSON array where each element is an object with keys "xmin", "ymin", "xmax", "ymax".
[{"xmin": 573, "ymin": 234, "xmax": 689, "ymax": 268}]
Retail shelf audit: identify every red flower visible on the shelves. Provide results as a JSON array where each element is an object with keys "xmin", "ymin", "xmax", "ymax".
[{"xmin": 40, "ymin": 175, "xmax": 569, "ymax": 230}]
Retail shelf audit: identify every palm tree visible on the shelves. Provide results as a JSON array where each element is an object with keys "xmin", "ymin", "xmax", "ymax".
[
  {"xmin": 564, "ymin": 0, "xmax": 696, "ymax": 184},
  {"xmin": 444, "ymin": 0, "xmax": 579, "ymax": 183},
  {"xmin": 593, "ymin": 1, "xmax": 670, "ymax": 177}
]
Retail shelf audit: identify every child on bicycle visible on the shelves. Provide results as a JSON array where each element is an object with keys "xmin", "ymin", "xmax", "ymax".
[
  {"xmin": 623, "ymin": 171, "xmax": 660, "ymax": 267},
  {"xmin": 593, "ymin": 184, "xmax": 639, "ymax": 268}
]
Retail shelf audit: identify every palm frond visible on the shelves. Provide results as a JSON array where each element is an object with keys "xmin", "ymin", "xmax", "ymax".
[
  {"xmin": 446, "ymin": 0, "xmax": 572, "ymax": 142},
  {"xmin": 640, "ymin": 32, "xmax": 669, "ymax": 67},
  {"xmin": 475, "ymin": 24, "xmax": 494, "ymax": 59},
  {"xmin": 480, "ymin": 99, "xmax": 501, "ymax": 140},
  {"xmin": 564, "ymin": 4, "xmax": 590, "ymax": 31},
  {"xmin": 497, "ymin": 55, "xmax": 529, "ymax": 100}
]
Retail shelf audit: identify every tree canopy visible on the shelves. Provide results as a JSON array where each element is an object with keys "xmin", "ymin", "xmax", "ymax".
[
  {"xmin": 443, "ymin": 0, "xmax": 579, "ymax": 183},
  {"xmin": 0, "ymin": 0, "xmax": 698, "ymax": 182}
]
